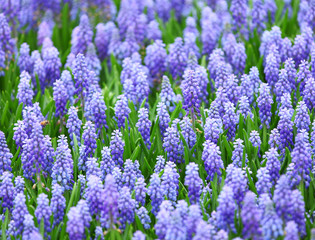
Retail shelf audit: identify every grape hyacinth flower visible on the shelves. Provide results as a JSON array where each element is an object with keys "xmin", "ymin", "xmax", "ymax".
[
  {"xmin": 160, "ymin": 75, "xmax": 177, "ymax": 109},
  {"xmin": 167, "ymin": 38, "xmax": 187, "ymax": 79},
  {"xmin": 261, "ymin": 194, "xmax": 283, "ymax": 240},
  {"xmin": 240, "ymin": 74, "xmax": 254, "ymax": 104},
  {"xmin": 85, "ymin": 43, "xmax": 101, "ymax": 76},
  {"xmin": 136, "ymin": 108, "xmax": 152, "ymax": 148},
  {"xmin": 14, "ymin": 176, "xmax": 24, "ymax": 194},
  {"xmin": 67, "ymin": 206, "xmax": 85, "ymax": 240},
  {"xmin": 147, "ymin": 20, "xmax": 162, "ymax": 41},
  {"xmin": 22, "ymin": 214, "xmax": 39, "ymax": 240},
  {"xmin": 202, "ymin": 140, "xmax": 224, "ymax": 181},
  {"xmin": 43, "ymin": 46, "xmax": 61, "ymax": 85},
  {"xmin": 231, "ymin": 139, "xmax": 248, "ymax": 168},
  {"xmin": 51, "ymin": 184, "xmax": 66, "ymax": 227},
  {"xmin": 52, "ymin": 135, "xmax": 73, "ymax": 190},
  {"xmin": 231, "ymin": 43, "xmax": 246, "ymax": 75},
  {"xmin": 53, "ymin": 79, "xmax": 68, "ymax": 118},
  {"xmin": 290, "ymin": 189, "xmax": 306, "ymax": 235},
  {"xmin": 18, "ymin": 43, "xmax": 31, "ymax": 73},
  {"xmin": 241, "ymin": 191, "xmax": 262, "ymax": 239},
  {"xmin": 135, "ymin": 71, "xmax": 150, "ymax": 107},
  {"xmin": 284, "ymin": 221, "xmax": 299, "ymax": 240},
  {"xmin": 122, "ymin": 159, "xmax": 137, "ymax": 190},
  {"xmin": 275, "ymin": 69, "xmax": 291, "ymax": 102},
  {"xmin": 303, "ymin": 77, "xmax": 315, "ymax": 110},
  {"xmin": 118, "ymin": 186, "xmax": 136, "ymax": 228},
  {"xmin": 77, "ymin": 199, "xmax": 92, "ymax": 230},
  {"xmin": 251, "ymin": 0, "xmax": 267, "ymax": 34},
  {"xmin": 73, "ymin": 54, "xmax": 89, "ymax": 101},
  {"xmin": 256, "ymin": 167, "xmax": 272, "ymax": 195},
  {"xmin": 293, "ymin": 35, "xmax": 308, "ymax": 67},
  {"xmin": 237, "ymin": 96, "xmax": 253, "ymax": 120},
  {"xmin": 110, "ymin": 130, "xmax": 125, "ymax": 169},
  {"xmin": 12, "ymin": 193, "xmax": 28, "ymax": 236},
  {"xmin": 290, "ymin": 130, "xmax": 312, "ymax": 187},
  {"xmin": 85, "ymin": 175, "xmax": 103, "ymax": 218},
  {"xmin": 296, "ymin": 60, "xmax": 311, "ymax": 93},
  {"xmin": 100, "ymin": 174, "xmax": 119, "ymax": 228},
  {"xmin": 135, "ymin": 177, "xmax": 147, "ymax": 206},
  {"xmin": 216, "ymin": 185, "xmax": 236, "ymax": 232},
  {"xmin": 95, "ymin": 22, "xmax": 115, "ymax": 61},
  {"xmin": 100, "ymin": 147, "xmax": 115, "ymax": 180},
  {"xmin": 165, "ymin": 208, "xmax": 187, "ymax": 240},
  {"xmin": 163, "ymin": 125, "xmax": 184, "ymax": 164},
  {"xmin": 82, "ymin": 121, "xmax": 97, "ymax": 159},
  {"xmin": 204, "ymin": 117, "xmax": 223, "ymax": 144},
  {"xmin": 71, "ymin": 14, "xmax": 93, "ymax": 55},
  {"xmin": 13, "ymin": 120, "xmax": 27, "ymax": 151},
  {"xmin": 180, "ymin": 116, "xmax": 196, "ymax": 150},
  {"xmin": 284, "ymin": 58, "xmax": 296, "ymax": 91},
  {"xmin": 161, "ymin": 162, "xmax": 180, "ymax": 203},
  {"xmin": 148, "ymin": 173, "xmax": 164, "ymax": 215},
  {"xmin": 273, "ymin": 175, "xmax": 292, "ymax": 221},
  {"xmin": 225, "ymin": 164, "xmax": 248, "ymax": 207},
  {"xmin": 265, "ymin": 148, "xmax": 281, "ymax": 185},
  {"xmin": 114, "ymin": 94, "xmax": 131, "ymax": 128},
  {"xmin": 231, "ymin": 0, "xmax": 247, "ymax": 34},
  {"xmin": 90, "ymin": 91, "xmax": 108, "ymax": 134},
  {"xmin": 185, "ymin": 162, "xmax": 203, "ymax": 204},
  {"xmin": 17, "ymin": 71, "xmax": 34, "ymax": 107},
  {"xmin": 278, "ymin": 108, "xmax": 294, "ymax": 154},
  {"xmin": 66, "ymin": 106, "xmax": 82, "ymax": 146},
  {"xmin": 279, "ymin": 93, "xmax": 294, "ymax": 116},
  {"xmin": 136, "ymin": 206, "xmax": 151, "ymax": 229},
  {"xmin": 294, "ymin": 100, "xmax": 310, "ymax": 133},
  {"xmin": 249, "ymin": 130, "xmax": 261, "ymax": 155},
  {"xmin": 0, "ymin": 171, "xmax": 15, "ymax": 212},
  {"xmin": 225, "ymin": 74, "xmax": 241, "ymax": 105},
  {"xmin": 144, "ymin": 40, "xmax": 167, "ymax": 79},
  {"xmin": 86, "ymin": 157, "xmax": 102, "ymax": 179},
  {"xmin": 223, "ymin": 102, "xmax": 238, "ymax": 141},
  {"xmin": 157, "ymin": 101, "xmax": 171, "ymax": 138},
  {"xmin": 257, "ymin": 83, "xmax": 273, "ymax": 128},
  {"xmin": 264, "ymin": 53, "xmax": 279, "ymax": 88},
  {"xmin": 0, "ymin": 131, "xmax": 12, "ymax": 174},
  {"xmin": 35, "ymin": 193, "xmax": 52, "ymax": 234},
  {"xmin": 155, "ymin": 201, "xmax": 174, "ymax": 239}
]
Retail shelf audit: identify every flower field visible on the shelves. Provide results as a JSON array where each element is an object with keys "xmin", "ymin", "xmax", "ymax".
[{"xmin": 0, "ymin": 0, "xmax": 315, "ymax": 239}]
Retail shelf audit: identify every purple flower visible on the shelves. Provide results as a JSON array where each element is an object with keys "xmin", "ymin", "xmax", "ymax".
[
  {"xmin": 290, "ymin": 189, "xmax": 306, "ymax": 235},
  {"xmin": 85, "ymin": 43, "xmax": 101, "ymax": 76},
  {"xmin": 241, "ymin": 191, "xmax": 262, "ymax": 239},
  {"xmin": 136, "ymin": 206, "xmax": 151, "ymax": 229},
  {"xmin": 157, "ymin": 102, "xmax": 171, "ymax": 138},
  {"xmin": 77, "ymin": 199, "xmax": 92, "ymax": 229},
  {"xmin": 133, "ymin": 230, "xmax": 146, "ymax": 240},
  {"xmin": 0, "ymin": 14, "xmax": 14, "ymax": 61},
  {"xmin": 185, "ymin": 162, "xmax": 203, "ymax": 204},
  {"xmin": 261, "ymin": 194, "xmax": 283, "ymax": 240},
  {"xmin": 264, "ymin": 53, "xmax": 279, "ymax": 88},
  {"xmin": 208, "ymin": 49, "xmax": 225, "ymax": 80},
  {"xmin": 204, "ymin": 117, "xmax": 223, "ymax": 144},
  {"xmin": 86, "ymin": 157, "xmax": 102, "ymax": 179},
  {"xmin": 67, "ymin": 206, "xmax": 85, "ymax": 240},
  {"xmin": 144, "ymin": 40, "xmax": 167, "ymax": 78},
  {"xmin": 66, "ymin": 106, "xmax": 82, "ymax": 146},
  {"xmin": 13, "ymin": 120, "xmax": 27, "ymax": 151},
  {"xmin": 249, "ymin": 66, "xmax": 262, "ymax": 95},
  {"xmin": 52, "ymin": 135, "xmax": 73, "ymax": 190},
  {"xmin": 231, "ymin": 43, "xmax": 246, "ymax": 75},
  {"xmin": 216, "ymin": 185, "xmax": 236, "ymax": 232},
  {"xmin": 100, "ymin": 146, "xmax": 115, "ymax": 180},
  {"xmin": 231, "ymin": 139, "xmax": 248, "ymax": 167},
  {"xmin": 240, "ymin": 74, "xmax": 254, "ymax": 104},
  {"xmin": 237, "ymin": 96, "xmax": 253, "ymax": 120},
  {"xmin": 135, "ymin": 177, "xmax": 147, "ymax": 206},
  {"xmin": 201, "ymin": 18, "xmax": 218, "ymax": 56},
  {"xmin": 71, "ymin": 14, "xmax": 93, "ymax": 55},
  {"xmin": 95, "ymin": 22, "xmax": 115, "ymax": 61},
  {"xmin": 168, "ymin": 38, "xmax": 187, "ymax": 79},
  {"xmin": 294, "ymin": 100, "xmax": 310, "ymax": 133},
  {"xmin": 257, "ymin": 83, "xmax": 273, "ymax": 128},
  {"xmin": 249, "ymin": 130, "xmax": 261, "ymax": 151},
  {"xmin": 264, "ymin": 148, "xmax": 280, "ymax": 185},
  {"xmin": 290, "ymin": 130, "xmax": 312, "ymax": 187},
  {"xmin": 213, "ymin": 87, "xmax": 229, "ymax": 118},
  {"xmin": 17, "ymin": 71, "xmax": 34, "ymax": 107},
  {"xmin": 136, "ymin": 108, "xmax": 152, "ymax": 148},
  {"xmin": 155, "ymin": 201, "xmax": 174, "ymax": 239},
  {"xmin": 293, "ymin": 35, "xmax": 308, "ymax": 67},
  {"xmin": 53, "ymin": 79, "xmax": 68, "ymax": 118},
  {"xmin": 120, "ymin": 25, "xmax": 140, "ymax": 60},
  {"xmin": 154, "ymin": 155, "xmax": 165, "ymax": 174},
  {"xmin": 51, "ymin": 184, "xmax": 66, "ymax": 227},
  {"xmin": 256, "ymin": 167, "xmax": 272, "ymax": 195},
  {"xmin": 148, "ymin": 173, "xmax": 163, "ymax": 215},
  {"xmin": 22, "ymin": 214, "xmax": 39, "ymax": 240},
  {"xmin": 303, "ymin": 76, "xmax": 315, "ymax": 110},
  {"xmin": 180, "ymin": 116, "xmax": 196, "ymax": 149},
  {"xmin": 73, "ymin": 54, "xmax": 89, "ymax": 100},
  {"xmin": 114, "ymin": 94, "xmax": 131, "ymax": 128},
  {"xmin": 110, "ymin": 130, "xmax": 125, "ymax": 169},
  {"xmin": 297, "ymin": 60, "xmax": 311, "ymax": 93},
  {"xmin": 230, "ymin": 0, "xmax": 248, "ymax": 35},
  {"xmin": 85, "ymin": 175, "xmax": 103, "ymax": 218},
  {"xmin": 275, "ymin": 69, "xmax": 291, "ymax": 102},
  {"xmin": 135, "ymin": 71, "xmax": 150, "ymax": 107},
  {"xmin": 223, "ymin": 102, "xmax": 238, "ymax": 141},
  {"xmin": 281, "ymin": 37, "xmax": 292, "ymax": 62},
  {"xmin": 161, "ymin": 162, "xmax": 179, "ymax": 202},
  {"xmin": 251, "ymin": 0, "xmax": 266, "ymax": 34},
  {"xmin": 35, "ymin": 193, "xmax": 52, "ymax": 234},
  {"xmin": 118, "ymin": 186, "xmax": 136, "ymax": 228},
  {"xmin": 279, "ymin": 93, "xmax": 294, "ymax": 116},
  {"xmin": 79, "ymin": 121, "xmax": 97, "ymax": 171},
  {"xmin": 43, "ymin": 46, "xmax": 61, "ymax": 85},
  {"xmin": 100, "ymin": 174, "xmax": 119, "ymax": 228},
  {"xmin": 225, "ymin": 74, "xmax": 241, "ymax": 105},
  {"xmin": 11, "ymin": 192, "xmax": 28, "ymax": 236},
  {"xmin": 225, "ymin": 164, "xmax": 248, "ymax": 206},
  {"xmin": 0, "ymin": 131, "xmax": 12, "ymax": 174},
  {"xmin": 165, "ymin": 208, "xmax": 187, "ymax": 240},
  {"xmin": 277, "ymin": 108, "xmax": 294, "ymax": 153},
  {"xmin": 284, "ymin": 58, "xmax": 296, "ymax": 93},
  {"xmin": 202, "ymin": 140, "xmax": 223, "ymax": 181},
  {"xmin": 163, "ymin": 125, "xmax": 184, "ymax": 164},
  {"xmin": 90, "ymin": 91, "xmax": 108, "ymax": 134},
  {"xmin": 147, "ymin": 20, "xmax": 162, "ymax": 41},
  {"xmin": 94, "ymin": 226, "xmax": 104, "ymax": 240},
  {"xmin": 122, "ymin": 159, "xmax": 137, "ymax": 190},
  {"xmin": 0, "ymin": 171, "xmax": 14, "ymax": 212},
  {"xmin": 18, "ymin": 43, "xmax": 31, "ymax": 73},
  {"xmin": 284, "ymin": 221, "xmax": 299, "ymax": 240},
  {"xmin": 160, "ymin": 75, "xmax": 177, "ymax": 108},
  {"xmin": 37, "ymin": 21, "xmax": 52, "ymax": 46}
]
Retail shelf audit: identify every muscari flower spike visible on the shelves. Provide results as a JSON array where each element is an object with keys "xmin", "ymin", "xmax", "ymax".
[
  {"xmin": 202, "ymin": 140, "xmax": 224, "ymax": 181},
  {"xmin": 110, "ymin": 130, "xmax": 125, "ymax": 169},
  {"xmin": 17, "ymin": 71, "xmax": 34, "ymax": 107},
  {"xmin": 185, "ymin": 162, "xmax": 203, "ymax": 204},
  {"xmin": 66, "ymin": 106, "xmax": 82, "ymax": 147},
  {"xmin": 136, "ymin": 108, "xmax": 152, "ymax": 148},
  {"xmin": 148, "ymin": 173, "xmax": 164, "ymax": 215},
  {"xmin": 51, "ymin": 184, "xmax": 66, "ymax": 227},
  {"xmin": 257, "ymin": 83, "xmax": 273, "ymax": 128},
  {"xmin": 114, "ymin": 94, "xmax": 131, "ymax": 128},
  {"xmin": 144, "ymin": 40, "xmax": 167, "ymax": 79},
  {"xmin": 35, "ymin": 193, "xmax": 52, "ymax": 234},
  {"xmin": 167, "ymin": 37, "xmax": 187, "ymax": 79},
  {"xmin": 0, "ymin": 131, "xmax": 12, "ymax": 175},
  {"xmin": 163, "ymin": 125, "xmax": 184, "ymax": 164}
]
